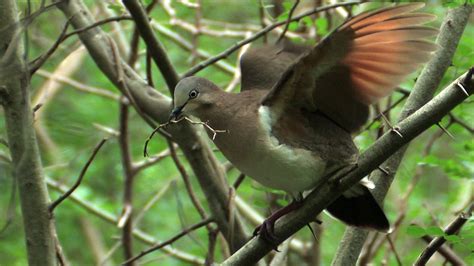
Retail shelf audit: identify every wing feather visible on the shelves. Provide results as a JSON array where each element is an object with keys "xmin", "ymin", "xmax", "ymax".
[{"xmin": 262, "ymin": 3, "xmax": 436, "ymax": 132}]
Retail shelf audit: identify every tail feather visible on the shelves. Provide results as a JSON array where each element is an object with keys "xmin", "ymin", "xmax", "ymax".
[{"xmin": 325, "ymin": 184, "xmax": 390, "ymax": 232}]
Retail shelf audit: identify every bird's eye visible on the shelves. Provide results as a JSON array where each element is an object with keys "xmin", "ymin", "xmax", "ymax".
[{"xmin": 189, "ymin": 89, "xmax": 199, "ymax": 99}]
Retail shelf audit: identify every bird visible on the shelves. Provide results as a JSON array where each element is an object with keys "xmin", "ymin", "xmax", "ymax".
[{"xmin": 169, "ymin": 3, "xmax": 437, "ymax": 242}]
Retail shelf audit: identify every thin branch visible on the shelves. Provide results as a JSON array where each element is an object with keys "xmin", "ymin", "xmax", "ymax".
[
  {"xmin": 233, "ymin": 173, "xmax": 245, "ymax": 190},
  {"xmin": 35, "ymin": 69, "xmax": 121, "ymax": 101},
  {"xmin": 150, "ymin": 21, "xmax": 235, "ymax": 75},
  {"xmin": 46, "ymin": 177, "xmax": 205, "ymax": 265},
  {"xmin": 49, "ymin": 138, "xmax": 107, "ymax": 212},
  {"xmin": 144, "ymin": 117, "xmax": 227, "ymax": 157},
  {"xmin": 133, "ymin": 179, "xmax": 175, "ymax": 227},
  {"xmin": 258, "ymin": 0, "xmax": 267, "ymax": 43},
  {"xmin": 449, "ymin": 112, "xmax": 474, "ymax": 134},
  {"xmin": 205, "ymin": 226, "xmax": 219, "ymax": 265},
  {"xmin": 386, "ymin": 235, "xmax": 402, "ymax": 266},
  {"xmin": 415, "ymin": 204, "xmax": 473, "ymax": 265},
  {"xmin": 133, "ymin": 148, "xmax": 171, "ymax": 174},
  {"xmin": 122, "ymin": 218, "xmax": 214, "ymax": 265},
  {"xmin": 118, "ymin": 102, "xmax": 135, "ymax": 264},
  {"xmin": 29, "ymin": 20, "xmax": 70, "ymax": 74},
  {"xmin": 276, "ymin": 0, "xmax": 300, "ymax": 43},
  {"xmin": 184, "ymin": 1, "xmax": 361, "ymax": 77},
  {"xmin": 167, "ymin": 139, "xmax": 208, "ymax": 219},
  {"xmin": 421, "ymin": 235, "xmax": 466, "ymax": 266},
  {"xmin": 122, "ymin": 0, "xmax": 179, "ymax": 93},
  {"xmin": 29, "ymin": 15, "xmax": 133, "ymax": 73},
  {"xmin": 145, "ymin": 49, "xmax": 154, "ymax": 87},
  {"xmin": 127, "ymin": 0, "xmax": 157, "ymax": 67}
]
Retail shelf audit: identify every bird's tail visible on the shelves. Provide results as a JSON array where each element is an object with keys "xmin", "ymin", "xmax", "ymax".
[{"xmin": 325, "ymin": 183, "xmax": 390, "ymax": 232}]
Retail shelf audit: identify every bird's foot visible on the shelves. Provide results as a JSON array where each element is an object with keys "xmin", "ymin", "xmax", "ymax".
[
  {"xmin": 253, "ymin": 219, "xmax": 280, "ymax": 249},
  {"xmin": 252, "ymin": 200, "xmax": 304, "ymax": 249}
]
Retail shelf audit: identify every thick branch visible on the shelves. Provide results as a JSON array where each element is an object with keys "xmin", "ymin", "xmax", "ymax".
[
  {"xmin": 222, "ymin": 69, "xmax": 473, "ymax": 264},
  {"xmin": 56, "ymin": 0, "xmax": 248, "ymax": 251},
  {"xmin": 122, "ymin": 0, "xmax": 179, "ymax": 93},
  {"xmin": 332, "ymin": 5, "xmax": 472, "ymax": 265},
  {"xmin": 0, "ymin": 1, "xmax": 56, "ymax": 264}
]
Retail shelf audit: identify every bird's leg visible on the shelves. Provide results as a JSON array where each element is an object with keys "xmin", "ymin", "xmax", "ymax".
[{"xmin": 253, "ymin": 199, "xmax": 304, "ymax": 245}]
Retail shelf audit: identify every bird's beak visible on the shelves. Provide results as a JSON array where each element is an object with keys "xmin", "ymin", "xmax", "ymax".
[{"xmin": 169, "ymin": 105, "xmax": 184, "ymax": 122}]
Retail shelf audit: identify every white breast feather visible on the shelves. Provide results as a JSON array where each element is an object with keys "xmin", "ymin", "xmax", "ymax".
[{"xmin": 238, "ymin": 106, "xmax": 327, "ymax": 196}]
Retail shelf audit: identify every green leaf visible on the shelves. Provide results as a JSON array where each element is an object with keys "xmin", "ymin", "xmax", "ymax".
[
  {"xmin": 445, "ymin": 234, "xmax": 461, "ymax": 244},
  {"xmin": 426, "ymin": 226, "xmax": 445, "ymax": 237},
  {"xmin": 107, "ymin": 3, "xmax": 124, "ymax": 13},
  {"xmin": 288, "ymin": 22, "xmax": 298, "ymax": 32},
  {"xmin": 315, "ymin": 17, "xmax": 328, "ymax": 36},
  {"xmin": 406, "ymin": 225, "xmax": 426, "ymax": 237},
  {"xmin": 302, "ymin": 17, "xmax": 313, "ymax": 27},
  {"xmin": 466, "ymin": 253, "xmax": 474, "ymax": 265}
]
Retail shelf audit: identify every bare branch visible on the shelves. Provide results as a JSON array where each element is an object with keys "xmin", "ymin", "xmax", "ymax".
[
  {"xmin": 118, "ymin": 102, "xmax": 135, "ymax": 264},
  {"xmin": 30, "ymin": 15, "xmax": 133, "ymax": 74},
  {"xmin": 420, "ymin": 235, "xmax": 466, "ymax": 266},
  {"xmin": 46, "ymin": 177, "xmax": 206, "ymax": 265},
  {"xmin": 49, "ymin": 138, "xmax": 108, "ymax": 212},
  {"xmin": 123, "ymin": 218, "xmax": 214, "ymax": 265},
  {"xmin": 122, "ymin": 0, "xmax": 179, "ymax": 93},
  {"xmin": 415, "ymin": 204, "xmax": 473, "ymax": 265},
  {"xmin": 276, "ymin": 0, "xmax": 300, "ymax": 43},
  {"xmin": 184, "ymin": 1, "xmax": 361, "ymax": 77},
  {"xmin": 168, "ymin": 139, "xmax": 208, "ymax": 219}
]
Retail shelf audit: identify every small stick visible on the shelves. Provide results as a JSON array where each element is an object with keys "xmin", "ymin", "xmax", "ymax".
[{"xmin": 143, "ymin": 117, "xmax": 227, "ymax": 157}]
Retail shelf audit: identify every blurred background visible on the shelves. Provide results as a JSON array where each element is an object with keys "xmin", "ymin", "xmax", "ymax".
[{"xmin": 0, "ymin": 0, "xmax": 472, "ymax": 265}]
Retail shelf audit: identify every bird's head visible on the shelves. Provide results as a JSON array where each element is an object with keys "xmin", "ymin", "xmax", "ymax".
[{"xmin": 170, "ymin": 76, "xmax": 219, "ymax": 121}]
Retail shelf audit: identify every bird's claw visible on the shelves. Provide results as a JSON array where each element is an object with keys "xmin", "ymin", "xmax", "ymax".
[{"xmin": 253, "ymin": 220, "xmax": 281, "ymax": 251}]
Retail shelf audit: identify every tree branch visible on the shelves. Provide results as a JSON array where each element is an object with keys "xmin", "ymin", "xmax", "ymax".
[
  {"xmin": 183, "ymin": 1, "xmax": 361, "ymax": 77},
  {"xmin": 420, "ymin": 235, "xmax": 466, "ymax": 265},
  {"xmin": 415, "ymin": 204, "xmax": 472, "ymax": 265},
  {"xmin": 122, "ymin": 0, "xmax": 179, "ymax": 93},
  {"xmin": 56, "ymin": 0, "xmax": 249, "ymax": 252},
  {"xmin": 221, "ymin": 68, "xmax": 474, "ymax": 264},
  {"xmin": 49, "ymin": 138, "xmax": 107, "ymax": 212},
  {"xmin": 45, "ymin": 177, "xmax": 205, "ymax": 265},
  {"xmin": 1, "ymin": 1, "xmax": 57, "ymax": 264},
  {"xmin": 123, "ymin": 217, "xmax": 214, "ymax": 265}
]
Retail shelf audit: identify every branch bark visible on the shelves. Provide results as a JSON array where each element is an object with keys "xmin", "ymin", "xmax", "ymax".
[
  {"xmin": 415, "ymin": 204, "xmax": 472, "ymax": 265},
  {"xmin": 221, "ymin": 68, "xmax": 474, "ymax": 264},
  {"xmin": 0, "ymin": 1, "xmax": 56, "ymax": 265},
  {"xmin": 122, "ymin": 0, "xmax": 179, "ymax": 94},
  {"xmin": 332, "ymin": 5, "xmax": 472, "ymax": 266},
  {"xmin": 56, "ymin": 0, "xmax": 248, "ymax": 252}
]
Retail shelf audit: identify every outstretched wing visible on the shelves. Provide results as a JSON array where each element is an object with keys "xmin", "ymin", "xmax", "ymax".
[
  {"xmin": 262, "ymin": 3, "xmax": 437, "ymax": 132},
  {"xmin": 240, "ymin": 41, "xmax": 310, "ymax": 91}
]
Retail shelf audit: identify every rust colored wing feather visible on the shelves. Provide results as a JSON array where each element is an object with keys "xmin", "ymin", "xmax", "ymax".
[{"xmin": 262, "ymin": 3, "xmax": 436, "ymax": 132}]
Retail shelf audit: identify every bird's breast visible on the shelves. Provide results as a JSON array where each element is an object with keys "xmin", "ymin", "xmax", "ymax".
[{"xmin": 212, "ymin": 106, "xmax": 327, "ymax": 196}]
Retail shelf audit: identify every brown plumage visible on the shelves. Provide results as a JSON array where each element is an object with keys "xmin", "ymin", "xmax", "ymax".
[{"xmin": 171, "ymin": 3, "xmax": 437, "ymax": 238}]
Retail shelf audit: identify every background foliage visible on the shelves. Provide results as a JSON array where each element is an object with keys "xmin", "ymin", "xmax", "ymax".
[{"xmin": 0, "ymin": 0, "xmax": 472, "ymax": 265}]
